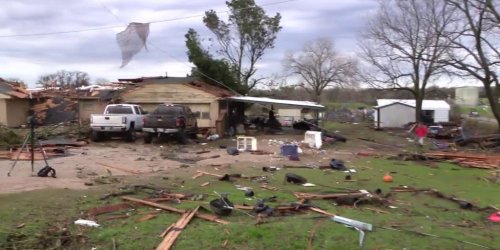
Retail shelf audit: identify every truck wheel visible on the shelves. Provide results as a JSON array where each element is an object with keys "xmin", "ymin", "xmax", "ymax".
[
  {"xmin": 144, "ymin": 132, "xmax": 153, "ymax": 144},
  {"xmin": 189, "ymin": 124, "xmax": 199, "ymax": 139},
  {"xmin": 125, "ymin": 129, "xmax": 136, "ymax": 142},
  {"xmin": 177, "ymin": 131, "xmax": 187, "ymax": 145},
  {"xmin": 90, "ymin": 131, "xmax": 102, "ymax": 142}
]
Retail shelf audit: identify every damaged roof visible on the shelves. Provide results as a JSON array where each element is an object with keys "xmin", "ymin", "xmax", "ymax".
[
  {"xmin": 0, "ymin": 78, "xmax": 29, "ymax": 99},
  {"xmin": 117, "ymin": 76, "xmax": 235, "ymax": 97}
]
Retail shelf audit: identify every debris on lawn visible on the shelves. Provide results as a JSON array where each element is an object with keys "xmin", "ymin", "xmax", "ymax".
[
  {"xmin": 331, "ymin": 215, "xmax": 372, "ymax": 248},
  {"xmin": 156, "ymin": 206, "xmax": 199, "ymax": 250},
  {"xmin": 424, "ymin": 151, "xmax": 500, "ymax": 169},
  {"xmin": 285, "ymin": 173, "xmax": 307, "ymax": 184},
  {"xmin": 210, "ymin": 193, "xmax": 234, "ymax": 216},
  {"xmin": 74, "ymin": 219, "xmax": 100, "ymax": 227}
]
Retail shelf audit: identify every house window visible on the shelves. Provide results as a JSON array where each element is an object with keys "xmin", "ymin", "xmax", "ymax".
[{"xmin": 201, "ymin": 112, "xmax": 210, "ymax": 119}]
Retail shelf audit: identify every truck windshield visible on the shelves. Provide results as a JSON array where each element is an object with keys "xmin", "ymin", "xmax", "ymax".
[
  {"xmin": 106, "ymin": 106, "xmax": 133, "ymax": 114},
  {"xmin": 153, "ymin": 105, "xmax": 183, "ymax": 115}
]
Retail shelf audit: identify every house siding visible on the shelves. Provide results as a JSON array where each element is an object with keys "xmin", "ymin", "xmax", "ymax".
[
  {"xmin": 433, "ymin": 109, "xmax": 449, "ymax": 123},
  {"xmin": 6, "ymin": 99, "xmax": 29, "ymax": 127},
  {"xmin": 0, "ymin": 99, "xmax": 7, "ymax": 126}
]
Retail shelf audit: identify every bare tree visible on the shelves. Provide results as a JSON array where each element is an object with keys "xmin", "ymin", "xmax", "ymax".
[
  {"xmin": 37, "ymin": 70, "xmax": 90, "ymax": 89},
  {"xmin": 283, "ymin": 38, "xmax": 357, "ymax": 103},
  {"xmin": 359, "ymin": 0, "xmax": 455, "ymax": 122},
  {"xmin": 442, "ymin": 0, "xmax": 500, "ymax": 130}
]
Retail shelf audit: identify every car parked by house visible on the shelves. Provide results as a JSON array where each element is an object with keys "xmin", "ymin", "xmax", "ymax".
[
  {"xmin": 90, "ymin": 104, "xmax": 146, "ymax": 142},
  {"xmin": 142, "ymin": 104, "xmax": 198, "ymax": 144}
]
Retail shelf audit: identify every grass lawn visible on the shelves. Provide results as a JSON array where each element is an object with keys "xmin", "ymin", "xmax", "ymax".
[{"xmin": 0, "ymin": 122, "xmax": 498, "ymax": 249}]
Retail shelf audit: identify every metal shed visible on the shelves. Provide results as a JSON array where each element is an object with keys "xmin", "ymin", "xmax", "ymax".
[{"xmin": 374, "ymin": 99, "xmax": 450, "ymax": 128}]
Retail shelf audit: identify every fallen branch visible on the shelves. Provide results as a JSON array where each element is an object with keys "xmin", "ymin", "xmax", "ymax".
[{"xmin": 294, "ymin": 192, "xmax": 368, "ymax": 200}]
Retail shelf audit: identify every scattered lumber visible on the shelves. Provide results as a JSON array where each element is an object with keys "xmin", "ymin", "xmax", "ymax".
[
  {"xmin": 122, "ymin": 196, "xmax": 229, "ymax": 225},
  {"xmin": 156, "ymin": 206, "xmax": 199, "ymax": 250},
  {"xmin": 424, "ymin": 151, "xmax": 500, "ymax": 169},
  {"xmin": 96, "ymin": 162, "xmax": 143, "ymax": 174}
]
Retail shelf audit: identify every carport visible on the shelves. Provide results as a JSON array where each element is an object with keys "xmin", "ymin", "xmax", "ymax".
[{"xmin": 222, "ymin": 96, "xmax": 325, "ymax": 134}]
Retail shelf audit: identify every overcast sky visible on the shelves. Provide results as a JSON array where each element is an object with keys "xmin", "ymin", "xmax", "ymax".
[{"xmin": 0, "ymin": 0, "xmax": 378, "ymax": 86}]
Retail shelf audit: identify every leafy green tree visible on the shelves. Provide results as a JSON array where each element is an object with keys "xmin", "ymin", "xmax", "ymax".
[
  {"xmin": 185, "ymin": 29, "xmax": 240, "ymax": 93},
  {"xmin": 186, "ymin": 0, "xmax": 282, "ymax": 94}
]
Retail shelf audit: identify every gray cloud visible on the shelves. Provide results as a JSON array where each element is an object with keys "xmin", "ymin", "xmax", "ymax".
[{"xmin": 0, "ymin": 0, "xmax": 377, "ymax": 85}]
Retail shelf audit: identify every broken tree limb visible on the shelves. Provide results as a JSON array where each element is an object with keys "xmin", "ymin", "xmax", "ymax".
[
  {"xmin": 96, "ymin": 162, "xmax": 143, "ymax": 174},
  {"xmin": 122, "ymin": 196, "xmax": 229, "ymax": 225},
  {"xmin": 156, "ymin": 206, "xmax": 199, "ymax": 250}
]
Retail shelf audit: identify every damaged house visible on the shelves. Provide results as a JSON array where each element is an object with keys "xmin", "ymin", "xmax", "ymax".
[
  {"xmin": 117, "ymin": 76, "xmax": 235, "ymax": 133},
  {"xmin": 0, "ymin": 78, "xmax": 29, "ymax": 127}
]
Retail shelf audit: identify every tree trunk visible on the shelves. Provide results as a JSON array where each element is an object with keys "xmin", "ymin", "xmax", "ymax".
[
  {"xmin": 415, "ymin": 96, "xmax": 423, "ymax": 123},
  {"xmin": 484, "ymin": 83, "xmax": 500, "ymax": 131}
]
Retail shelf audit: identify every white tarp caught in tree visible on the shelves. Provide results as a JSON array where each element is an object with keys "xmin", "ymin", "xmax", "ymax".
[{"xmin": 116, "ymin": 22, "xmax": 150, "ymax": 68}]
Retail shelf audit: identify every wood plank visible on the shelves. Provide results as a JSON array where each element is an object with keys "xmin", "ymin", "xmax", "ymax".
[
  {"xmin": 122, "ymin": 196, "xmax": 229, "ymax": 225},
  {"xmin": 294, "ymin": 192, "xmax": 368, "ymax": 200},
  {"xmin": 156, "ymin": 206, "xmax": 199, "ymax": 250}
]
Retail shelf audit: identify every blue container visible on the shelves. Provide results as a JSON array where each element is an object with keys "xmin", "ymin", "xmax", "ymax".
[{"xmin": 280, "ymin": 144, "xmax": 298, "ymax": 157}]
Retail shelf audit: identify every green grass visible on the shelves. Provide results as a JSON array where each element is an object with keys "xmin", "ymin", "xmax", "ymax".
[
  {"xmin": 459, "ymin": 105, "xmax": 494, "ymax": 118},
  {"xmin": 1, "ymin": 158, "xmax": 498, "ymax": 250}
]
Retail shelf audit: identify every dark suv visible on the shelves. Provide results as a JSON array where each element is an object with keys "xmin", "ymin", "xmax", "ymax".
[{"xmin": 142, "ymin": 104, "xmax": 198, "ymax": 144}]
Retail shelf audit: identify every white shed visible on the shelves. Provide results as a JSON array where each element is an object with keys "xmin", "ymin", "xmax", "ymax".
[{"xmin": 374, "ymin": 99, "xmax": 450, "ymax": 128}]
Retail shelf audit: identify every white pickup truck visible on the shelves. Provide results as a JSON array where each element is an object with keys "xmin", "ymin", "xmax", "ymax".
[{"xmin": 90, "ymin": 104, "xmax": 146, "ymax": 142}]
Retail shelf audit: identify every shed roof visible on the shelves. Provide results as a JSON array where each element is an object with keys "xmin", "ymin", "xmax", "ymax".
[
  {"xmin": 374, "ymin": 101, "xmax": 415, "ymax": 110},
  {"xmin": 376, "ymin": 99, "xmax": 450, "ymax": 110},
  {"xmin": 226, "ymin": 96, "xmax": 325, "ymax": 110}
]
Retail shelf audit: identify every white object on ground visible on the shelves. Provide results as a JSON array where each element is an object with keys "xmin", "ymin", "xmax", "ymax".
[
  {"xmin": 304, "ymin": 131, "xmax": 322, "ymax": 149},
  {"xmin": 302, "ymin": 183, "xmax": 317, "ymax": 187},
  {"xmin": 75, "ymin": 219, "xmax": 100, "ymax": 227}
]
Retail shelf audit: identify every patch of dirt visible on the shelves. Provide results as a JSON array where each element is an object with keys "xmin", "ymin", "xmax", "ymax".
[{"xmin": 0, "ymin": 132, "xmax": 369, "ymax": 194}]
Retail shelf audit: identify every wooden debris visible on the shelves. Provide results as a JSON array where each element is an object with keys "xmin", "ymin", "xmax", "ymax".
[
  {"xmin": 424, "ymin": 151, "xmax": 500, "ymax": 169},
  {"xmin": 200, "ymin": 182, "xmax": 210, "ymax": 187},
  {"xmin": 137, "ymin": 212, "xmax": 159, "ymax": 222},
  {"xmin": 96, "ymin": 162, "xmax": 143, "ymax": 174},
  {"xmin": 308, "ymin": 207, "xmax": 336, "ymax": 217},
  {"xmin": 260, "ymin": 185, "xmax": 278, "ymax": 191},
  {"xmin": 156, "ymin": 206, "xmax": 199, "ymax": 250},
  {"xmin": 192, "ymin": 172, "xmax": 204, "ymax": 179},
  {"xmin": 160, "ymin": 223, "xmax": 175, "ymax": 238},
  {"xmin": 294, "ymin": 192, "xmax": 368, "ymax": 200},
  {"xmin": 363, "ymin": 207, "xmax": 390, "ymax": 214},
  {"xmin": 122, "ymin": 196, "xmax": 229, "ymax": 224},
  {"xmin": 195, "ymin": 150, "xmax": 210, "ymax": 154},
  {"xmin": 196, "ymin": 170, "xmax": 224, "ymax": 178}
]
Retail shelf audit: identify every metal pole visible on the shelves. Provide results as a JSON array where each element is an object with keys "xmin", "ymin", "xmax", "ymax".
[{"xmin": 29, "ymin": 93, "xmax": 35, "ymax": 173}]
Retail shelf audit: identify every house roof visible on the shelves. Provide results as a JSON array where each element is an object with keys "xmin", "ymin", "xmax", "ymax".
[
  {"xmin": 226, "ymin": 96, "xmax": 325, "ymax": 110},
  {"xmin": 376, "ymin": 99, "xmax": 450, "ymax": 110},
  {"xmin": 117, "ymin": 76, "xmax": 235, "ymax": 97},
  {"xmin": 0, "ymin": 78, "xmax": 29, "ymax": 99}
]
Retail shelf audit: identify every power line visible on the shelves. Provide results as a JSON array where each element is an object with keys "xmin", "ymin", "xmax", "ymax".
[{"xmin": 0, "ymin": 0, "xmax": 296, "ymax": 38}]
